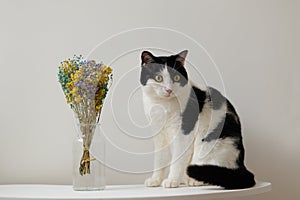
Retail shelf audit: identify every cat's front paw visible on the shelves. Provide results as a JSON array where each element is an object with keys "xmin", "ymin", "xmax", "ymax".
[
  {"xmin": 188, "ymin": 177, "xmax": 206, "ymax": 187},
  {"xmin": 162, "ymin": 178, "xmax": 180, "ymax": 188},
  {"xmin": 144, "ymin": 177, "xmax": 162, "ymax": 187}
]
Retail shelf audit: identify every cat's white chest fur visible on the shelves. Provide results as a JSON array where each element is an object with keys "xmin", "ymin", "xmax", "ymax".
[
  {"xmin": 142, "ymin": 84, "xmax": 197, "ymax": 187},
  {"xmin": 142, "ymin": 89, "xmax": 182, "ymax": 141}
]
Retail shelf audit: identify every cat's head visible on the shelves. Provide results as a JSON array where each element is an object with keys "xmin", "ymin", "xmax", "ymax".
[{"xmin": 140, "ymin": 50, "xmax": 189, "ymax": 99}]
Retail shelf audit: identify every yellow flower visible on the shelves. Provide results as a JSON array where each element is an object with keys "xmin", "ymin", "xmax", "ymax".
[
  {"xmin": 66, "ymin": 81, "xmax": 74, "ymax": 87},
  {"xmin": 96, "ymin": 105, "xmax": 102, "ymax": 111},
  {"xmin": 75, "ymin": 96, "xmax": 83, "ymax": 102}
]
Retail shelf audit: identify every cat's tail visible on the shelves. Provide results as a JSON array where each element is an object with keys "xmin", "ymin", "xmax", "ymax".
[{"xmin": 187, "ymin": 165, "xmax": 256, "ymax": 189}]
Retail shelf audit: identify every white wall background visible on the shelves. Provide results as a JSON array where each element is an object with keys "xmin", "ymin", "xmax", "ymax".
[{"xmin": 0, "ymin": 0, "xmax": 299, "ymax": 199}]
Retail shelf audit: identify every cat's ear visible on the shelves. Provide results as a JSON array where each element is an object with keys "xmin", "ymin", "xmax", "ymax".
[
  {"xmin": 141, "ymin": 51, "xmax": 155, "ymax": 65},
  {"xmin": 176, "ymin": 50, "xmax": 188, "ymax": 66}
]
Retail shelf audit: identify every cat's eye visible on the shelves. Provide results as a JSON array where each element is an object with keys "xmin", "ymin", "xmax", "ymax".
[
  {"xmin": 173, "ymin": 75, "xmax": 181, "ymax": 82},
  {"xmin": 155, "ymin": 75, "xmax": 163, "ymax": 82}
]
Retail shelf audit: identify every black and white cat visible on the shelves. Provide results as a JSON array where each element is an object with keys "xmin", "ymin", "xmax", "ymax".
[{"xmin": 140, "ymin": 50, "xmax": 255, "ymax": 189}]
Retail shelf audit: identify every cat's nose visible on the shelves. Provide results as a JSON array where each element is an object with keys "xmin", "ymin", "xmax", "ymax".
[{"xmin": 166, "ymin": 89, "xmax": 173, "ymax": 94}]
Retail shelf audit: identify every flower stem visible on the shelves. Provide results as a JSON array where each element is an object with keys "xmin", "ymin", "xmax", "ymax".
[{"xmin": 79, "ymin": 147, "xmax": 91, "ymax": 175}]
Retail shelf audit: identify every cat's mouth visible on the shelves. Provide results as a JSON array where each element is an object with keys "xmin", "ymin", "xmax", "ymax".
[{"xmin": 162, "ymin": 92, "xmax": 175, "ymax": 98}]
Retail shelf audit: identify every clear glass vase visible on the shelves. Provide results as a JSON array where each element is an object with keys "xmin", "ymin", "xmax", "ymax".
[{"xmin": 72, "ymin": 124, "xmax": 105, "ymax": 191}]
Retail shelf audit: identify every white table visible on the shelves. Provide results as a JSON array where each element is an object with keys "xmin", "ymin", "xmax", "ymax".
[{"xmin": 0, "ymin": 182, "xmax": 271, "ymax": 200}]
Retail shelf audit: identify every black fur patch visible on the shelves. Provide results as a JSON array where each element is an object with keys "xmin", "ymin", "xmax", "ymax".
[
  {"xmin": 187, "ymin": 165, "xmax": 256, "ymax": 189},
  {"xmin": 202, "ymin": 99, "xmax": 242, "ymax": 142},
  {"xmin": 181, "ymin": 86, "xmax": 206, "ymax": 135},
  {"xmin": 140, "ymin": 63, "xmax": 164, "ymax": 85},
  {"xmin": 207, "ymin": 87, "xmax": 226, "ymax": 110}
]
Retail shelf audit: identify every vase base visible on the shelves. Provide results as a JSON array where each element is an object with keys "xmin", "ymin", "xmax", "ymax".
[{"xmin": 73, "ymin": 186, "xmax": 105, "ymax": 191}]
